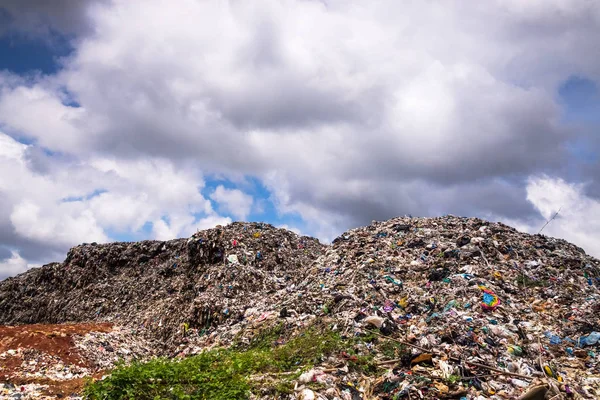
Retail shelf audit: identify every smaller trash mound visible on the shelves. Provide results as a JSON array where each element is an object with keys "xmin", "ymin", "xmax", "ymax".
[{"xmin": 0, "ymin": 222, "xmax": 325, "ymax": 351}]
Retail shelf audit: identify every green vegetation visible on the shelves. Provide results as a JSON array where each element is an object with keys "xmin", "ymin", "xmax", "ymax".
[
  {"xmin": 516, "ymin": 274, "xmax": 548, "ymax": 288},
  {"xmin": 83, "ymin": 324, "xmax": 375, "ymax": 400},
  {"xmin": 83, "ymin": 354, "xmax": 249, "ymax": 400},
  {"xmin": 377, "ymin": 339, "xmax": 406, "ymax": 359}
]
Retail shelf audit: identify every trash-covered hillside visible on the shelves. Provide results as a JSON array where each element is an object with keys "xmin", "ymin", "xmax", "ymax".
[
  {"xmin": 0, "ymin": 222, "xmax": 325, "ymax": 350},
  {"xmin": 1, "ymin": 216, "xmax": 599, "ymax": 399}
]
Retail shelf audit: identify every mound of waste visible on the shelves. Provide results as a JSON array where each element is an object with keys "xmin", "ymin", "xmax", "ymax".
[
  {"xmin": 1, "ymin": 216, "xmax": 600, "ymax": 399},
  {"xmin": 0, "ymin": 222, "xmax": 325, "ymax": 351}
]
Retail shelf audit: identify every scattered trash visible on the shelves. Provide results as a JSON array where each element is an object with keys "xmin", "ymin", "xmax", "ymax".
[
  {"xmin": 298, "ymin": 388, "xmax": 316, "ymax": 400},
  {"xmin": 582, "ymin": 332, "xmax": 600, "ymax": 346},
  {"xmin": 364, "ymin": 315, "xmax": 385, "ymax": 328},
  {"xmin": 410, "ymin": 353, "xmax": 433, "ymax": 366},
  {"xmin": 480, "ymin": 288, "xmax": 500, "ymax": 311},
  {"xmin": 518, "ymin": 384, "xmax": 548, "ymax": 400}
]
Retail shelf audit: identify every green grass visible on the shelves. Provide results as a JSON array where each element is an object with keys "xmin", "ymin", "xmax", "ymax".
[{"xmin": 83, "ymin": 324, "xmax": 358, "ymax": 400}]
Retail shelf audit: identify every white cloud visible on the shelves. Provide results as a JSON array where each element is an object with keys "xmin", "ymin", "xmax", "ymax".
[
  {"xmin": 86, "ymin": 158, "xmax": 215, "ymax": 237},
  {"xmin": 0, "ymin": 84, "xmax": 87, "ymax": 153},
  {"xmin": 0, "ymin": 132, "xmax": 28, "ymax": 161},
  {"xmin": 523, "ymin": 176, "xmax": 600, "ymax": 257},
  {"xmin": 0, "ymin": 251, "xmax": 40, "ymax": 280},
  {"xmin": 276, "ymin": 224, "xmax": 302, "ymax": 236},
  {"xmin": 153, "ymin": 214, "xmax": 232, "ymax": 241},
  {"xmin": 151, "ymin": 213, "xmax": 232, "ymax": 241},
  {"xmin": 0, "ymin": 131, "xmax": 229, "ymax": 277},
  {"xmin": 210, "ymin": 185, "xmax": 254, "ymax": 221},
  {"xmin": 195, "ymin": 214, "xmax": 233, "ymax": 231},
  {"xmin": 10, "ymin": 201, "xmax": 108, "ymax": 247}
]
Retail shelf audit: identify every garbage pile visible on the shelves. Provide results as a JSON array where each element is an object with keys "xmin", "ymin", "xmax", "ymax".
[
  {"xmin": 0, "ymin": 222, "xmax": 324, "ymax": 351},
  {"xmin": 1, "ymin": 216, "xmax": 600, "ymax": 399},
  {"xmin": 296, "ymin": 216, "xmax": 600, "ymax": 399}
]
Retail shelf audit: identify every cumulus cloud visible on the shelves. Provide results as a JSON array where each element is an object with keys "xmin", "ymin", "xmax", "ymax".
[
  {"xmin": 210, "ymin": 186, "xmax": 254, "ymax": 221},
  {"xmin": 523, "ymin": 176, "xmax": 600, "ymax": 257},
  {"xmin": 0, "ymin": 251, "xmax": 35, "ymax": 280},
  {"xmin": 0, "ymin": 132, "xmax": 229, "ymax": 275},
  {"xmin": 10, "ymin": 201, "xmax": 108, "ymax": 248},
  {"xmin": 1, "ymin": 0, "xmax": 600, "ymax": 277},
  {"xmin": 276, "ymin": 224, "xmax": 303, "ymax": 237},
  {"xmin": 151, "ymin": 214, "xmax": 232, "ymax": 241},
  {"xmin": 0, "ymin": 81, "xmax": 87, "ymax": 153}
]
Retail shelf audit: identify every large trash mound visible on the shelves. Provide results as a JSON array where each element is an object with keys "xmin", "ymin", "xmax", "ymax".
[
  {"xmin": 1, "ymin": 216, "xmax": 600, "ymax": 399},
  {"xmin": 0, "ymin": 222, "xmax": 325, "ymax": 351},
  {"xmin": 311, "ymin": 215, "xmax": 600, "ymax": 339},
  {"xmin": 296, "ymin": 216, "xmax": 600, "ymax": 399}
]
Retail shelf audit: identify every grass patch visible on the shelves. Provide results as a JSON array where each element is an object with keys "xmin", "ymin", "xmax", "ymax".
[{"xmin": 84, "ymin": 324, "xmax": 357, "ymax": 400}]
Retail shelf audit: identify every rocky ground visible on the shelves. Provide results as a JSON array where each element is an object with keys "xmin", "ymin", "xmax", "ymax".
[{"xmin": 1, "ymin": 217, "xmax": 599, "ymax": 399}]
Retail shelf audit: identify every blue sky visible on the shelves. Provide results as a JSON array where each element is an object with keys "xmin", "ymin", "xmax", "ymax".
[
  {"xmin": 0, "ymin": 34, "xmax": 71, "ymax": 75},
  {"xmin": 559, "ymin": 76, "xmax": 600, "ymax": 123},
  {"xmin": 1, "ymin": 0, "xmax": 600, "ymax": 279}
]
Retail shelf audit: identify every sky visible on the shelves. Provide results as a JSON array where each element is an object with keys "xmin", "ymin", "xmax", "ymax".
[{"xmin": 0, "ymin": 0, "xmax": 600, "ymax": 279}]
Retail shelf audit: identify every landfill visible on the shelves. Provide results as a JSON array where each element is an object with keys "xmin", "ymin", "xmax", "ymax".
[{"xmin": 0, "ymin": 216, "xmax": 599, "ymax": 399}]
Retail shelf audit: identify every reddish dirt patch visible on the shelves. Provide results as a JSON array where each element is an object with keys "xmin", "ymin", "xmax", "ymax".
[
  {"xmin": 0, "ymin": 323, "xmax": 113, "ymax": 396},
  {"xmin": 0, "ymin": 323, "xmax": 112, "ymax": 368}
]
